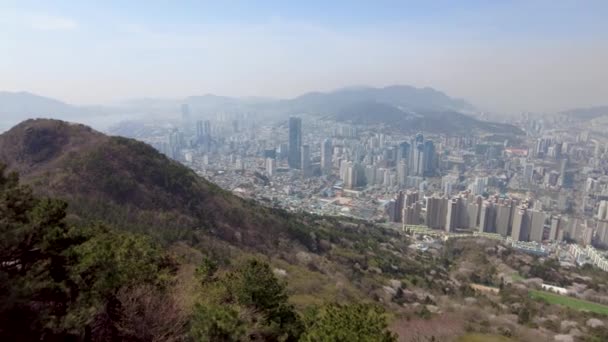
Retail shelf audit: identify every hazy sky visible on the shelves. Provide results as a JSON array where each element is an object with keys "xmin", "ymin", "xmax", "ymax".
[{"xmin": 1, "ymin": 1, "xmax": 607, "ymax": 113}]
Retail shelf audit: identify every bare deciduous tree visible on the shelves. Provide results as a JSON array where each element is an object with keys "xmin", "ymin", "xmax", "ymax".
[{"xmin": 116, "ymin": 285, "xmax": 189, "ymax": 342}]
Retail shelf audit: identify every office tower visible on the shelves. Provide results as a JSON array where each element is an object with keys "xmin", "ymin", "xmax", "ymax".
[
  {"xmin": 397, "ymin": 141, "xmax": 410, "ymax": 164},
  {"xmin": 321, "ymin": 139, "xmax": 333, "ymax": 175},
  {"xmin": 301, "ymin": 144, "xmax": 311, "ymax": 177},
  {"xmin": 168, "ymin": 129, "xmax": 184, "ymax": 159},
  {"xmin": 288, "ymin": 117, "xmax": 302, "ymax": 169},
  {"xmin": 414, "ymin": 132, "xmax": 424, "ymax": 145},
  {"xmin": 558, "ymin": 158, "xmax": 568, "ymax": 187},
  {"xmin": 523, "ymin": 163, "xmax": 534, "ymax": 185},
  {"xmin": 409, "ymin": 133, "xmax": 425, "ymax": 176},
  {"xmin": 339, "ymin": 159, "xmax": 348, "ymax": 180},
  {"xmin": 196, "ymin": 120, "xmax": 204, "ymax": 140},
  {"xmin": 384, "ymin": 146, "xmax": 397, "ymax": 164},
  {"xmin": 266, "ymin": 158, "xmax": 276, "ymax": 177},
  {"xmin": 528, "ymin": 210, "xmax": 545, "ymax": 242},
  {"xmin": 423, "ymin": 140, "xmax": 435, "ymax": 176},
  {"xmin": 278, "ymin": 143, "xmax": 289, "ymax": 159},
  {"xmin": 382, "ymin": 169, "xmax": 391, "ymax": 187},
  {"xmin": 549, "ymin": 216, "xmax": 561, "ymax": 241},
  {"xmin": 345, "ymin": 163, "xmax": 358, "ymax": 189},
  {"xmin": 414, "ymin": 143, "xmax": 425, "ymax": 176},
  {"xmin": 169, "ymin": 129, "xmax": 182, "ymax": 149},
  {"xmin": 397, "ymin": 160, "xmax": 408, "ymax": 186}
]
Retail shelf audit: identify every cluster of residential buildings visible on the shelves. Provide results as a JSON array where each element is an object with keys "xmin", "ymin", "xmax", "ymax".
[{"xmin": 120, "ymin": 105, "xmax": 608, "ymax": 255}]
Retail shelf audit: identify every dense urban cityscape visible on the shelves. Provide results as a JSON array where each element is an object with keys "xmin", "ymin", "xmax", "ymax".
[
  {"xmin": 112, "ymin": 103, "xmax": 608, "ymax": 273},
  {"xmin": 3, "ymin": 2, "xmax": 608, "ymax": 341}
]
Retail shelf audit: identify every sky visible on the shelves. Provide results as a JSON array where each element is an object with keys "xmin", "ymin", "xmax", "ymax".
[{"xmin": 1, "ymin": 0, "xmax": 607, "ymax": 113}]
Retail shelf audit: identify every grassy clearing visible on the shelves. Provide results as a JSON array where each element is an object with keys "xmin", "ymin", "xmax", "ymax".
[
  {"xmin": 457, "ymin": 333, "xmax": 514, "ymax": 342},
  {"xmin": 271, "ymin": 258, "xmax": 367, "ymax": 309},
  {"xmin": 511, "ymin": 273, "xmax": 524, "ymax": 281},
  {"xmin": 529, "ymin": 289, "xmax": 608, "ymax": 315}
]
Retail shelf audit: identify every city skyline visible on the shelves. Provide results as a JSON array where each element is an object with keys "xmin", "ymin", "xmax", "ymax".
[{"xmin": 4, "ymin": 2, "xmax": 608, "ymax": 340}]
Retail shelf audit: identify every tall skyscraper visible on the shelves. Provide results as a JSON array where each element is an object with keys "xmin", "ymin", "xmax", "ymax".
[
  {"xmin": 549, "ymin": 216, "xmax": 561, "ymax": 241},
  {"xmin": 321, "ymin": 138, "xmax": 333, "ymax": 175},
  {"xmin": 364, "ymin": 165, "xmax": 376, "ymax": 186},
  {"xmin": 423, "ymin": 140, "xmax": 435, "ymax": 176},
  {"xmin": 301, "ymin": 144, "xmax": 311, "ymax": 177},
  {"xmin": 266, "ymin": 158, "xmax": 276, "ymax": 177},
  {"xmin": 413, "ymin": 142, "xmax": 425, "ymax": 176},
  {"xmin": 196, "ymin": 120, "xmax": 204, "ymax": 140},
  {"xmin": 403, "ymin": 201, "xmax": 422, "ymax": 225},
  {"xmin": 426, "ymin": 195, "xmax": 447, "ymax": 229},
  {"xmin": 495, "ymin": 202, "xmax": 512, "ymax": 237},
  {"xmin": 392, "ymin": 191, "xmax": 405, "ymax": 223},
  {"xmin": 288, "ymin": 117, "xmax": 302, "ymax": 169},
  {"xmin": 523, "ymin": 162, "xmax": 534, "ymax": 185},
  {"xmin": 598, "ymin": 200, "xmax": 608, "ymax": 220},
  {"xmin": 168, "ymin": 129, "xmax": 184, "ymax": 160},
  {"xmin": 446, "ymin": 198, "xmax": 462, "ymax": 232},
  {"xmin": 397, "ymin": 160, "xmax": 408, "ymax": 186},
  {"xmin": 529, "ymin": 210, "xmax": 545, "ymax": 242},
  {"xmin": 397, "ymin": 141, "xmax": 410, "ymax": 164},
  {"xmin": 409, "ymin": 134, "xmax": 423, "ymax": 176},
  {"xmin": 511, "ymin": 207, "xmax": 529, "ymax": 241},
  {"xmin": 478, "ymin": 201, "xmax": 496, "ymax": 233},
  {"xmin": 466, "ymin": 200, "xmax": 481, "ymax": 229},
  {"xmin": 344, "ymin": 162, "xmax": 358, "ymax": 189}
]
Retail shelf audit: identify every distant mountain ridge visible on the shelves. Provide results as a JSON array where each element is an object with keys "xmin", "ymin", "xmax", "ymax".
[
  {"xmin": 0, "ymin": 84, "xmax": 472, "ymax": 118},
  {"xmin": 0, "ymin": 91, "xmax": 75, "ymax": 116},
  {"xmin": 0, "ymin": 85, "xmax": 523, "ymax": 135},
  {"xmin": 283, "ymin": 85, "xmax": 474, "ymax": 114},
  {"xmin": 0, "ymin": 92, "xmax": 79, "ymax": 129},
  {"xmin": 0, "ymin": 91, "xmax": 123, "ymax": 133},
  {"xmin": 559, "ymin": 106, "xmax": 608, "ymax": 121},
  {"xmin": 278, "ymin": 86, "xmax": 520, "ymax": 135}
]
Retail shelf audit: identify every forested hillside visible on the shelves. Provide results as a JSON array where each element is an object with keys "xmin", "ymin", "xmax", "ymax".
[{"xmin": 0, "ymin": 164, "xmax": 396, "ymax": 341}]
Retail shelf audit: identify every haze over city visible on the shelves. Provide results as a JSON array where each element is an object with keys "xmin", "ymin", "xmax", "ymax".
[
  {"xmin": 1, "ymin": 0, "xmax": 607, "ymax": 113},
  {"xmin": 4, "ymin": 2, "xmax": 608, "ymax": 341}
]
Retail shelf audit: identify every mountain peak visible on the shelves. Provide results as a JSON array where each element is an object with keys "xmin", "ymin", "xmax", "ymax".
[{"xmin": 0, "ymin": 119, "xmax": 105, "ymax": 174}]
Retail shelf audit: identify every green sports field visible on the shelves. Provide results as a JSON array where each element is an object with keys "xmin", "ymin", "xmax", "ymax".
[
  {"xmin": 529, "ymin": 289, "xmax": 608, "ymax": 315},
  {"xmin": 457, "ymin": 333, "xmax": 514, "ymax": 342}
]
